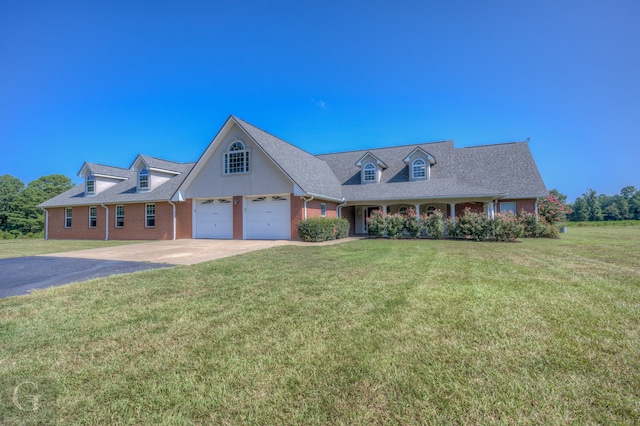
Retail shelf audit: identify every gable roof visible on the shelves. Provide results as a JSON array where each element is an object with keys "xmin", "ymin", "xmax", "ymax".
[
  {"xmin": 79, "ymin": 162, "xmax": 132, "ymax": 180},
  {"xmin": 133, "ymin": 155, "xmax": 184, "ymax": 174}
]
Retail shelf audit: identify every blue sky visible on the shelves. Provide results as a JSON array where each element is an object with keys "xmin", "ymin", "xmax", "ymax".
[{"xmin": 2, "ymin": 0, "xmax": 638, "ymax": 202}]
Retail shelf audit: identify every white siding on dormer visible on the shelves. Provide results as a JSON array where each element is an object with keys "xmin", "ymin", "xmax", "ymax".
[{"xmin": 94, "ymin": 177, "xmax": 122, "ymax": 193}]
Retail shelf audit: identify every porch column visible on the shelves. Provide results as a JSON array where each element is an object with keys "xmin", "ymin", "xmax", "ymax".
[
  {"xmin": 382, "ymin": 205, "xmax": 388, "ymax": 214},
  {"xmin": 414, "ymin": 204, "xmax": 420, "ymax": 216},
  {"xmin": 449, "ymin": 203, "xmax": 456, "ymax": 218},
  {"xmin": 484, "ymin": 202, "xmax": 495, "ymax": 219}
]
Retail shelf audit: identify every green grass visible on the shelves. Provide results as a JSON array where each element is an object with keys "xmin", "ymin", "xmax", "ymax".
[
  {"xmin": 2, "ymin": 227, "xmax": 640, "ymax": 424},
  {"xmin": 0, "ymin": 239, "xmax": 140, "ymax": 259}
]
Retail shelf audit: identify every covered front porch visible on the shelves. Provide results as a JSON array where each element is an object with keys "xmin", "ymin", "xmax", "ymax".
[{"xmin": 340, "ymin": 198, "xmax": 498, "ymax": 235}]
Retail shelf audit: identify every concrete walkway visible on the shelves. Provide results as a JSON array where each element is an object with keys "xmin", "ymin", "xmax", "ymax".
[{"xmin": 41, "ymin": 238, "xmax": 361, "ymax": 265}]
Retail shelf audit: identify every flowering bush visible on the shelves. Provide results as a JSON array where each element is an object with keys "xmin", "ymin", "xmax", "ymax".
[
  {"xmin": 366, "ymin": 210, "xmax": 387, "ymax": 237},
  {"xmin": 456, "ymin": 208, "xmax": 491, "ymax": 241},
  {"xmin": 386, "ymin": 213, "xmax": 406, "ymax": 239},
  {"xmin": 424, "ymin": 209, "xmax": 445, "ymax": 239},
  {"xmin": 404, "ymin": 209, "xmax": 423, "ymax": 238},
  {"xmin": 491, "ymin": 213, "xmax": 524, "ymax": 242},
  {"xmin": 538, "ymin": 194, "xmax": 572, "ymax": 225}
]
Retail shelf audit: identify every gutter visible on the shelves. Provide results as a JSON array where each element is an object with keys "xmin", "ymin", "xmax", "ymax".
[
  {"xmin": 100, "ymin": 204, "xmax": 109, "ymax": 241},
  {"xmin": 302, "ymin": 195, "xmax": 314, "ymax": 221},
  {"xmin": 336, "ymin": 199, "xmax": 347, "ymax": 218},
  {"xmin": 168, "ymin": 201, "xmax": 177, "ymax": 240},
  {"xmin": 40, "ymin": 207, "xmax": 48, "ymax": 240}
]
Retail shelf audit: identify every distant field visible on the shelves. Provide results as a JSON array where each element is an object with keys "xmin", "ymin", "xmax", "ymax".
[
  {"xmin": 2, "ymin": 227, "xmax": 639, "ymax": 424},
  {"xmin": 0, "ymin": 239, "xmax": 140, "ymax": 259}
]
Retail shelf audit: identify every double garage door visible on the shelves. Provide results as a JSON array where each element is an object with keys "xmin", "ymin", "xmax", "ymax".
[{"xmin": 195, "ymin": 196, "xmax": 290, "ymax": 240}]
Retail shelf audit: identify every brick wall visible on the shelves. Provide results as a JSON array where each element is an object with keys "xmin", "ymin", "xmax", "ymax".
[
  {"xmin": 175, "ymin": 199, "xmax": 192, "ymax": 239},
  {"xmin": 290, "ymin": 195, "xmax": 304, "ymax": 240},
  {"xmin": 341, "ymin": 206, "xmax": 356, "ymax": 236},
  {"xmin": 233, "ymin": 196, "xmax": 243, "ymax": 239},
  {"xmin": 46, "ymin": 202, "xmax": 180, "ymax": 240}
]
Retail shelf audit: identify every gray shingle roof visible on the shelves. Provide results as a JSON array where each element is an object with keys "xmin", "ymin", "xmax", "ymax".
[
  {"xmin": 82, "ymin": 162, "xmax": 132, "ymax": 179},
  {"xmin": 317, "ymin": 140, "xmax": 546, "ymax": 201},
  {"xmin": 233, "ymin": 117, "xmax": 344, "ymax": 200},
  {"xmin": 137, "ymin": 155, "xmax": 184, "ymax": 173},
  {"xmin": 40, "ymin": 159, "xmax": 195, "ymax": 208},
  {"xmin": 455, "ymin": 142, "xmax": 548, "ymax": 198},
  {"xmin": 40, "ymin": 117, "xmax": 547, "ymax": 209}
]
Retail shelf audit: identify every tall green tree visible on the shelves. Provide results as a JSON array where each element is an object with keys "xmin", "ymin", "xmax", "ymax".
[
  {"xmin": 0, "ymin": 175, "xmax": 25, "ymax": 231},
  {"xmin": 4, "ymin": 174, "xmax": 73, "ymax": 237},
  {"xmin": 583, "ymin": 189, "xmax": 604, "ymax": 221},
  {"xmin": 569, "ymin": 197, "xmax": 589, "ymax": 221}
]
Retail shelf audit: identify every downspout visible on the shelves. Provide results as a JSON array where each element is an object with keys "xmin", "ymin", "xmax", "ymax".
[
  {"xmin": 100, "ymin": 204, "xmax": 109, "ymax": 241},
  {"xmin": 336, "ymin": 198, "xmax": 347, "ymax": 217},
  {"xmin": 168, "ymin": 201, "xmax": 177, "ymax": 240},
  {"xmin": 302, "ymin": 196, "xmax": 314, "ymax": 220},
  {"xmin": 40, "ymin": 207, "xmax": 48, "ymax": 240}
]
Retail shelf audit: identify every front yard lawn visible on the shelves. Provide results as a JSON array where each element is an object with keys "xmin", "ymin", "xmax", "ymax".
[
  {"xmin": 2, "ymin": 227, "xmax": 639, "ymax": 424},
  {"xmin": 0, "ymin": 239, "xmax": 140, "ymax": 259}
]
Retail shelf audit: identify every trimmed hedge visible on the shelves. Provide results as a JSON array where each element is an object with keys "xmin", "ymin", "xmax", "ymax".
[{"xmin": 298, "ymin": 217, "xmax": 351, "ymax": 242}]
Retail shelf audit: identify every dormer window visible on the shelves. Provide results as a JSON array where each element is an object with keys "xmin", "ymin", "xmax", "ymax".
[
  {"xmin": 412, "ymin": 159, "xmax": 427, "ymax": 179},
  {"xmin": 363, "ymin": 163, "xmax": 376, "ymax": 183},
  {"xmin": 86, "ymin": 174, "xmax": 95, "ymax": 195},
  {"xmin": 138, "ymin": 168, "xmax": 149, "ymax": 190},
  {"xmin": 225, "ymin": 141, "xmax": 249, "ymax": 174}
]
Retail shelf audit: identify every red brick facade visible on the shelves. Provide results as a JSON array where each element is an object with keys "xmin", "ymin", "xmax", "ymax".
[{"xmin": 46, "ymin": 201, "xmax": 192, "ymax": 240}]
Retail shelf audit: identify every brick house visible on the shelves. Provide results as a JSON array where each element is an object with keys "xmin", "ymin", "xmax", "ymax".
[{"xmin": 39, "ymin": 115, "xmax": 548, "ymax": 240}]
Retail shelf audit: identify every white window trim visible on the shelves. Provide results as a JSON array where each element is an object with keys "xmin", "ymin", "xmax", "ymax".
[
  {"xmin": 65, "ymin": 207, "xmax": 72, "ymax": 228},
  {"xmin": 321, "ymin": 203, "xmax": 327, "ymax": 217},
  {"xmin": 145, "ymin": 203, "xmax": 155, "ymax": 228},
  {"xmin": 363, "ymin": 163, "xmax": 376, "ymax": 183},
  {"xmin": 411, "ymin": 158, "xmax": 428, "ymax": 180},
  {"xmin": 224, "ymin": 141, "xmax": 250, "ymax": 175},
  {"xmin": 86, "ymin": 174, "xmax": 95, "ymax": 195},
  {"xmin": 138, "ymin": 168, "xmax": 150, "ymax": 191},
  {"xmin": 88, "ymin": 206, "xmax": 97, "ymax": 228},
  {"xmin": 115, "ymin": 205, "xmax": 124, "ymax": 228}
]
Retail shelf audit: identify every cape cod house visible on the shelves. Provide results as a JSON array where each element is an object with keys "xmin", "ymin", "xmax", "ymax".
[{"xmin": 39, "ymin": 115, "xmax": 548, "ymax": 240}]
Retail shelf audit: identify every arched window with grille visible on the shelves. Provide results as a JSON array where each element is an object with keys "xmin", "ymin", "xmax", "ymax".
[{"xmin": 224, "ymin": 141, "xmax": 250, "ymax": 174}]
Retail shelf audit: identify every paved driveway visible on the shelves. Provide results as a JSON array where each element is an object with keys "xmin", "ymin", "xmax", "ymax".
[{"xmin": 0, "ymin": 238, "xmax": 359, "ymax": 298}]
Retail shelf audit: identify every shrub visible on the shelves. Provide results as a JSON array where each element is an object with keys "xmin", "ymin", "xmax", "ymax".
[
  {"xmin": 492, "ymin": 213, "xmax": 524, "ymax": 242},
  {"xmin": 297, "ymin": 217, "xmax": 351, "ymax": 242},
  {"xmin": 366, "ymin": 210, "xmax": 387, "ymax": 238},
  {"xmin": 334, "ymin": 217, "xmax": 350, "ymax": 239},
  {"xmin": 456, "ymin": 208, "xmax": 491, "ymax": 241},
  {"xmin": 404, "ymin": 210, "xmax": 423, "ymax": 238},
  {"xmin": 445, "ymin": 217, "xmax": 459, "ymax": 238},
  {"xmin": 386, "ymin": 213, "xmax": 405, "ymax": 239},
  {"xmin": 518, "ymin": 211, "xmax": 542, "ymax": 237},
  {"xmin": 424, "ymin": 209, "xmax": 445, "ymax": 239}
]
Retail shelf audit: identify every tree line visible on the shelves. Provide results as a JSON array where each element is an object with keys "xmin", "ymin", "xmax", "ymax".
[
  {"xmin": 0, "ymin": 174, "xmax": 74, "ymax": 238},
  {"xmin": 566, "ymin": 186, "xmax": 640, "ymax": 222}
]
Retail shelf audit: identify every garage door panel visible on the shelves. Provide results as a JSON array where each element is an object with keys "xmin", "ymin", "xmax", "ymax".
[
  {"xmin": 245, "ymin": 196, "xmax": 290, "ymax": 240},
  {"xmin": 195, "ymin": 199, "xmax": 233, "ymax": 239}
]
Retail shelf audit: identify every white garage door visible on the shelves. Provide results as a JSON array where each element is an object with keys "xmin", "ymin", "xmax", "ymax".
[
  {"xmin": 245, "ymin": 195, "xmax": 291, "ymax": 240},
  {"xmin": 195, "ymin": 199, "xmax": 233, "ymax": 239}
]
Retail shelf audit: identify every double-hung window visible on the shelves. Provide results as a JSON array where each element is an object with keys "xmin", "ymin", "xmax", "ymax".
[
  {"xmin": 138, "ymin": 168, "xmax": 149, "ymax": 190},
  {"xmin": 146, "ymin": 204, "xmax": 155, "ymax": 227},
  {"xmin": 65, "ymin": 208, "xmax": 72, "ymax": 228},
  {"xmin": 321, "ymin": 203, "xmax": 327, "ymax": 217},
  {"xmin": 224, "ymin": 142, "xmax": 249, "ymax": 174},
  {"xmin": 89, "ymin": 206, "xmax": 97, "ymax": 228},
  {"xmin": 86, "ymin": 174, "xmax": 95, "ymax": 195},
  {"xmin": 115, "ymin": 205, "xmax": 124, "ymax": 228}
]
